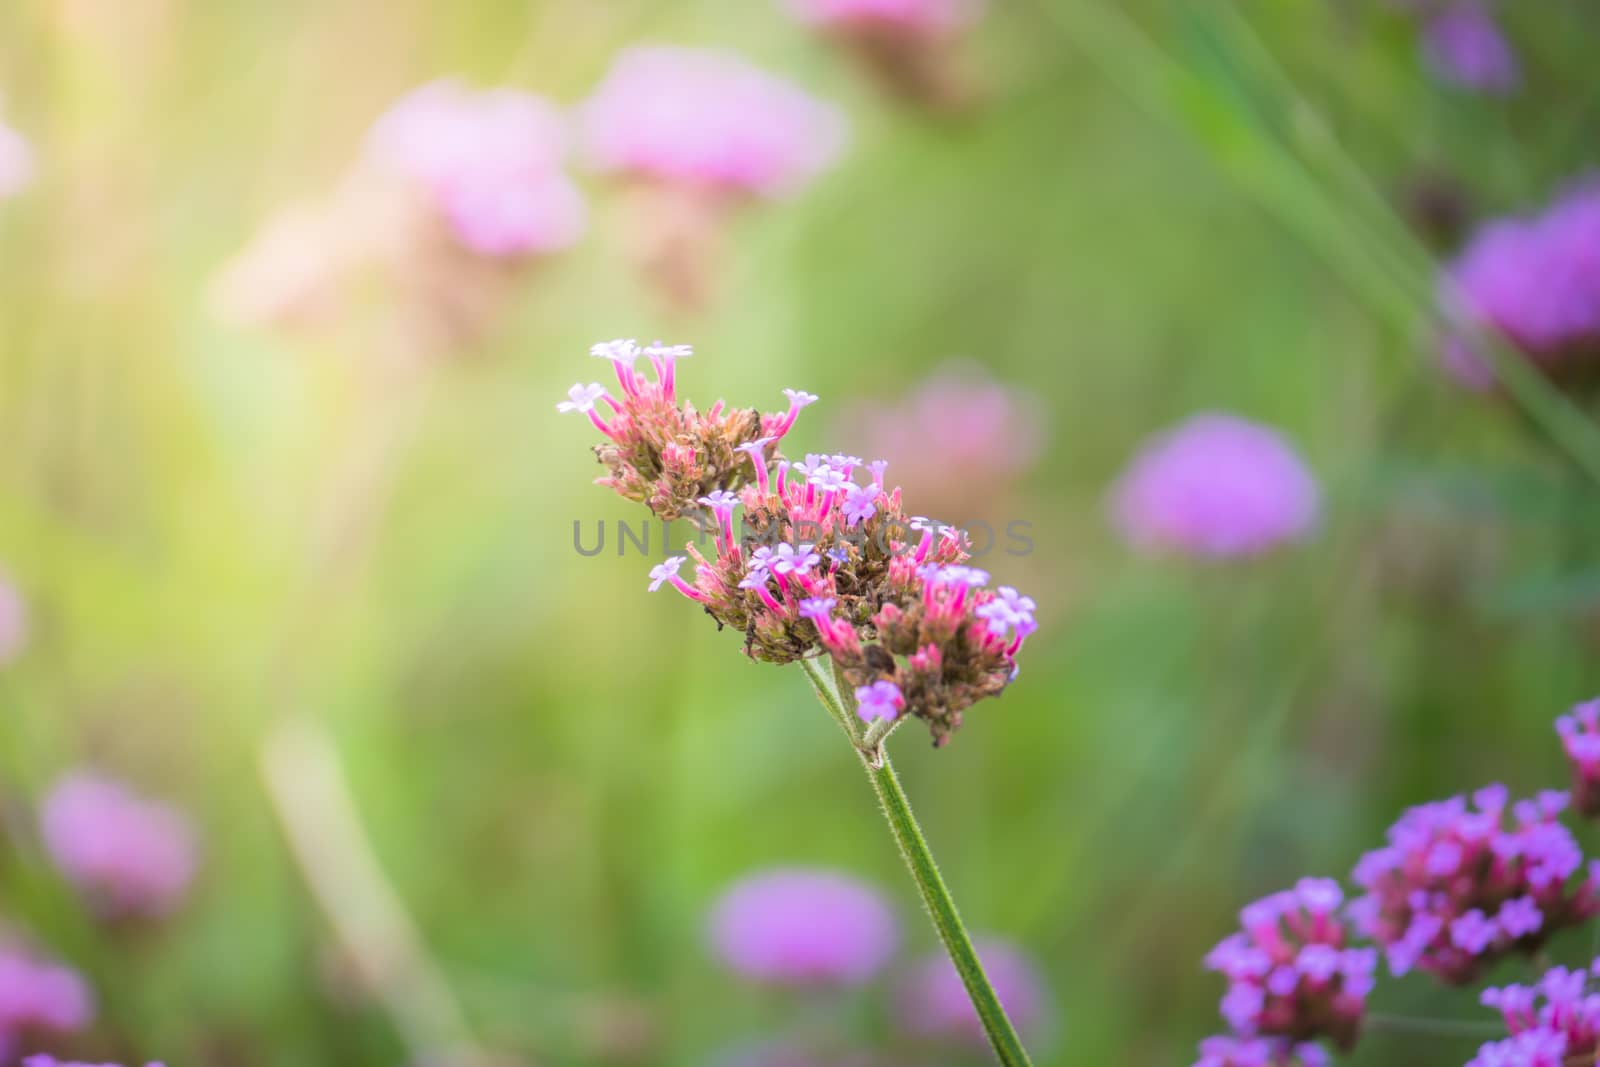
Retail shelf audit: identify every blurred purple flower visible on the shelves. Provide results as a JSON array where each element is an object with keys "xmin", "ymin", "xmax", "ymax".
[
  {"xmin": 838, "ymin": 364, "xmax": 1044, "ymax": 521},
  {"xmin": 1440, "ymin": 183, "xmax": 1600, "ymax": 389},
  {"xmin": 41, "ymin": 772, "xmax": 197, "ymax": 920},
  {"xmin": 1203, "ymin": 880, "xmax": 1371, "ymax": 1053},
  {"xmin": 784, "ymin": 0, "xmax": 981, "ymax": 33},
  {"xmin": 579, "ymin": 47, "xmax": 847, "ymax": 199},
  {"xmin": 1423, "ymin": 3, "xmax": 1518, "ymax": 94},
  {"xmin": 0, "ymin": 945, "xmax": 93, "ymax": 1059},
  {"xmin": 1192, "ymin": 1035, "xmax": 1328, "ymax": 1067},
  {"xmin": 1557, "ymin": 698, "xmax": 1600, "ymax": 817},
  {"xmin": 708, "ymin": 868, "xmax": 898, "ymax": 986},
  {"xmin": 894, "ymin": 938, "xmax": 1048, "ymax": 1046},
  {"xmin": 1349, "ymin": 785, "xmax": 1600, "ymax": 984},
  {"xmin": 0, "ymin": 573, "xmax": 27, "ymax": 665},
  {"xmin": 367, "ymin": 79, "xmax": 586, "ymax": 258},
  {"xmin": 0, "ymin": 118, "xmax": 32, "ymax": 198},
  {"xmin": 1110, "ymin": 414, "xmax": 1320, "ymax": 559},
  {"xmin": 1469, "ymin": 959, "xmax": 1600, "ymax": 1067}
]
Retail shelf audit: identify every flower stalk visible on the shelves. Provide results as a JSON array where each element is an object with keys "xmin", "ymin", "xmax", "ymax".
[{"xmin": 799, "ymin": 656, "xmax": 1034, "ymax": 1067}]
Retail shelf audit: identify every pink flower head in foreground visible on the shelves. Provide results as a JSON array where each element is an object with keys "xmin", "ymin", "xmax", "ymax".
[
  {"xmin": 40, "ymin": 772, "xmax": 197, "ymax": 920},
  {"xmin": 1349, "ymin": 785, "xmax": 1600, "ymax": 984},
  {"xmin": 1468, "ymin": 959, "xmax": 1600, "ymax": 1067},
  {"xmin": 562, "ymin": 339, "xmax": 1039, "ymax": 745},
  {"xmin": 708, "ymin": 868, "xmax": 898, "ymax": 985},
  {"xmin": 1192, "ymin": 1035, "xmax": 1328, "ymax": 1067},
  {"xmin": 1203, "ymin": 879, "xmax": 1373, "ymax": 1053},
  {"xmin": 785, "ymin": 0, "xmax": 981, "ymax": 33},
  {"xmin": 367, "ymin": 78, "xmax": 586, "ymax": 258},
  {"xmin": 0, "ymin": 946, "xmax": 93, "ymax": 1057},
  {"xmin": 1110, "ymin": 414, "xmax": 1320, "ymax": 559},
  {"xmin": 0, "ymin": 573, "xmax": 26, "ymax": 665},
  {"xmin": 579, "ymin": 47, "xmax": 847, "ymax": 198},
  {"xmin": 1441, "ymin": 182, "xmax": 1600, "ymax": 389},
  {"xmin": 1422, "ymin": 2, "xmax": 1518, "ymax": 95},
  {"xmin": 0, "ymin": 118, "xmax": 33, "ymax": 198},
  {"xmin": 1558, "ymin": 698, "xmax": 1600, "ymax": 817},
  {"xmin": 895, "ymin": 938, "xmax": 1047, "ymax": 1045},
  {"xmin": 838, "ymin": 364, "xmax": 1044, "ymax": 521}
]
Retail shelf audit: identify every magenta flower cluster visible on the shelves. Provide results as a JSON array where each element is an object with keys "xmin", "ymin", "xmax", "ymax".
[
  {"xmin": 1469, "ymin": 960, "xmax": 1600, "ymax": 1067},
  {"xmin": 367, "ymin": 79, "xmax": 586, "ymax": 259},
  {"xmin": 40, "ymin": 772, "xmax": 198, "ymax": 920},
  {"xmin": 1110, "ymin": 414, "xmax": 1320, "ymax": 560},
  {"xmin": 1350, "ymin": 784, "xmax": 1598, "ymax": 984},
  {"xmin": 1203, "ymin": 880, "xmax": 1374, "ymax": 1053},
  {"xmin": 709, "ymin": 869, "xmax": 899, "ymax": 986},
  {"xmin": 563, "ymin": 339, "xmax": 1038, "ymax": 746},
  {"xmin": 1194, "ymin": 697, "xmax": 1600, "ymax": 1067},
  {"xmin": 1440, "ymin": 182, "xmax": 1600, "ymax": 389},
  {"xmin": 579, "ymin": 47, "xmax": 846, "ymax": 199},
  {"xmin": 707, "ymin": 867, "xmax": 1047, "ymax": 1052},
  {"xmin": 1558, "ymin": 698, "xmax": 1600, "ymax": 817},
  {"xmin": 0, "ymin": 945, "xmax": 93, "ymax": 1062}
]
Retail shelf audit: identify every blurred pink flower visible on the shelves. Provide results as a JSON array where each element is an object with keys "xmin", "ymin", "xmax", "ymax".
[
  {"xmin": 1440, "ymin": 182, "xmax": 1600, "ymax": 389},
  {"xmin": 0, "ymin": 574, "xmax": 26, "ymax": 665},
  {"xmin": 708, "ymin": 868, "xmax": 898, "ymax": 986},
  {"xmin": 1110, "ymin": 414, "xmax": 1320, "ymax": 560},
  {"xmin": 0, "ymin": 945, "xmax": 93, "ymax": 1059},
  {"xmin": 785, "ymin": 0, "xmax": 981, "ymax": 33},
  {"xmin": 894, "ymin": 938, "xmax": 1049, "ymax": 1045},
  {"xmin": 1423, "ymin": 3, "xmax": 1518, "ymax": 94},
  {"xmin": 579, "ymin": 46, "xmax": 847, "ymax": 199},
  {"xmin": 367, "ymin": 79, "xmax": 586, "ymax": 258},
  {"xmin": 0, "ymin": 119, "xmax": 34, "ymax": 198},
  {"xmin": 837, "ymin": 363, "xmax": 1044, "ymax": 521},
  {"xmin": 41, "ymin": 772, "xmax": 197, "ymax": 920}
]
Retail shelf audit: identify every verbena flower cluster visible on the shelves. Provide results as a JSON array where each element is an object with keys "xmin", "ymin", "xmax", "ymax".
[
  {"xmin": 366, "ymin": 78, "xmax": 587, "ymax": 259},
  {"xmin": 1469, "ymin": 960, "xmax": 1600, "ymax": 1067},
  {"xmin": 1392, "ymin": 0, "xmax": 1518, "ymax": 94},
  {"xmin": 1110, "ymin": 414, "xmax": 1320, "ymax": 560},
  {"xmin": 706, "ymin": 866, "xmax": 1047, "ymax": 1057},
  {"xmin": 1349, "ymin": 786, "xmax": 1597, "ymax": 983},
  {"xmin": 709, "ymin": 869, "xmax": 899, "ymax": 985},
  {"xmin": 1440, "ymin": 182, "xmax": 1600, "ymax": 389},
  {"xmin": 0, "ymin": 943, "xmax": 93, "ymax": 1062},
  {"xmin": 562, "ymin": 340, "xmax": 1038, "ymax": 746},
  {"xmin": 40, "ymin": 772, "xmax": 198, "ymax": 921},
  {"xmin": 579, "ymin": 47, "xmax": 846, "ymax": 200},
  {"xmin": 1193, "ymin": 697, "xmax": 1600, "ymax": 1067},
  {"xmin": 1204, "ymin": 880, "xmax": 1374, "ymax": 1052}
]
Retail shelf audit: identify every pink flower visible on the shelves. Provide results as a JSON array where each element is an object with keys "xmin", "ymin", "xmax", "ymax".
[
  {"xmin": 894, "ymin": 938, "xmax": 1048, "ymax": 1045},
  {"xmin": 1557, "ymin": 698, "xmax": 1600, "ymax": 817},
  {"xmin": 0, "ymin": 945, "xmax": 93, "ymax": 1058},
  {"xmin": 1110, "ymin": 414, "xmax": 1320, "ymax": 559},
  {"xmin": 837, "ymin": 364, "xmax": 1044, "ymax": 521},
  {"xmin": 1203, "ymin": 880, "xmax": 1373, "ymax": 1052},
  {"xmin": 1468, "ymin": 959, "xmax": 1600, "ymax": 1067},
  {"xmin": 367, "ymin": 79, "xmax": 586, "ymax": 258},
  {"xmin": 579, "ymin": 47, "xmax": 847, "ymax": 198},
  {"xmin": 1349, "ymin": 785, "xmax": 1599, "ymax": 984},
  {"xmin": 785, "ymin": 0, "xmax": 981, "ymax": 32},
  {"xmin": 1440, "ymin": 182, "xmax": 1600, "ymax": 389},
  {"xmin": 0, "ymin": 573, "xmax": 27, "ymax": 665},
  {"xmin": 40, "ymin": 772, "xmax": 197, "ymax": 920},
  {"xmin": 708, "ymin": 868, "xmax": 899, "ymax": 985}
]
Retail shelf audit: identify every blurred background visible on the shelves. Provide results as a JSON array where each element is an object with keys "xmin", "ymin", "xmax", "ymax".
[{"xmin": 1, "ymin": 1, "xmax": 1598, "ymax": 1065}]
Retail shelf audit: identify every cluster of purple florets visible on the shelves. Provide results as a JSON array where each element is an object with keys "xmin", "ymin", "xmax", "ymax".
[{"xmin": 1193, "ymin": 697, "xmax": 1600, "ymax": 1067}]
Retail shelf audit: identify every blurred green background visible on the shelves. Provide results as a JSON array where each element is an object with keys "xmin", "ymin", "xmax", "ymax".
[{"xmin": 2, "ymin": 1, "xmax": 1599, "ymax": 1064}]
